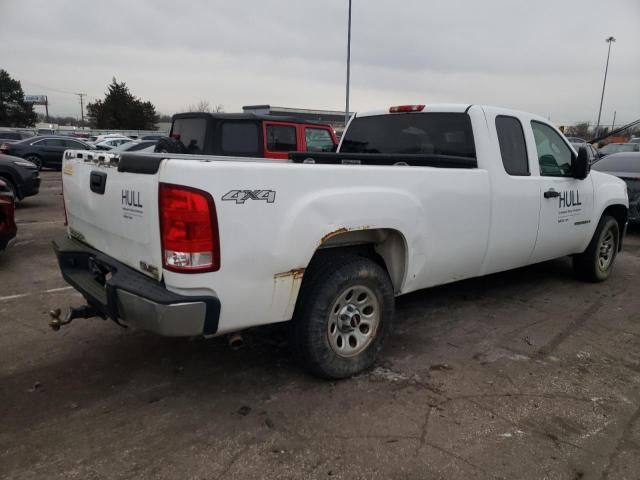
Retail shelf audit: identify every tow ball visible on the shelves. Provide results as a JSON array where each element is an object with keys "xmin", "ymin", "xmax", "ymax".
[{"xmin": 48, "ymin": 305, "xmax": 99, "ymax": 331}]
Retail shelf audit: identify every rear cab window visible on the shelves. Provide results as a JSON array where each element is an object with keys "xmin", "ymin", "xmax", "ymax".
[{"xmin": 340, "ymin": 112, "xmax": 475, "ymax": 158}]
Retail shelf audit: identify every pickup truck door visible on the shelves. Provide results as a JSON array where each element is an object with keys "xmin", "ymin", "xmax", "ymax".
[{"xmin": 528, "ymin": 121, "xmax": 594, "ymax": 262}]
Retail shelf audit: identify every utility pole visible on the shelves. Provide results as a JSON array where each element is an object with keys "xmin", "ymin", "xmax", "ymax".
[
  {"xmin": 611, "ymin": 110, "xmax": 616, "ymax": 132},
  {"xmin": 595, "ymin": 36, "xmax": 615, "ymax": 138},
  {"xmin": 75, "ymin": 93, "xmax": 87, "ymax": 126},
  {"xmin": 345, "ymin": 0, "xmax": 352, "ymax": 126}
]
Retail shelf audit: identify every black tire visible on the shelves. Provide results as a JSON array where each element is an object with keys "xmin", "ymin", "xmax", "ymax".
[
  {"xmin": 573, "ymin": 215, "xmax": 620, "ymax": 282},
  {"xmin": 0, "ymin": 176, "xmax": 18, "ymax": 200},
  {"xmin": 24, "ymin": 154, "xmax": 42, "ymax": 171},
  {"xmin": 290, "ymin": 252, "xmax": 394, "ymax": 379}
]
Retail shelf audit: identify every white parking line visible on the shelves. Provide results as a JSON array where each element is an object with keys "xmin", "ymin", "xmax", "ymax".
[{"xmin": 0, "ymin": 286, "xmax": 73, "ymax": 302}]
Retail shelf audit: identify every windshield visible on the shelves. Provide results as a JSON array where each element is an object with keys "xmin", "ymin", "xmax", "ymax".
[{"xmin": 340, "ymin": 112, "xmax": 475, "ymax": 157}]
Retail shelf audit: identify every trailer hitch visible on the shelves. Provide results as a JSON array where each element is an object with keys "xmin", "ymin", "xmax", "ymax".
[{"xmin": 48, "ymin": 305, "xmax": 100, "ymax": 331}]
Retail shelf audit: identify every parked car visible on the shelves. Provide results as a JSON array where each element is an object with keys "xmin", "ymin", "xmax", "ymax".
[
  {"xmin": 94, "ymin": 138, "xmax": 135, "ymax": 150},
  {"xmin": 156, "ymin": 112, "xmax": 337, "ymax": 159},
  {"xmin": 0, "ymin": 136, "xmax": 94, "ymax": 170},
  {"xmin": 110, "ymin": 140, "xmax": 157, "ymax": 153},
  {"xmin": 0, "ymin": 178, "xmax": 17, "ymax": 252},
  {"xmin": 55, "ymin": 104, "xmax": 628, "ymax": 379},
  {"xmin": 0, "ymin": 130, "xmax": 34, "ymax": 144},
  {"xmin": 0, "ymin": 153, "xmax": 40, "ymax": 200},
  {"xmin": 566, "ymin": 136, "xmax": 586, "ymax": 143},
  {"xmin": 598, "ymin": 142, "xmax": 640, "ymax": 158},
  {"xmin": 592, "ymin": 152, "xmax": 640, "ymax": 223},
  {"xmin": 570, "ymin": 142, "xmax": 599, "ymax": 163},
  {"xmin": 629, "ymin": 137, "xmax": 640, "ymax": 144},
  {"xmin": 89, "ymin": 134, "xmax": 131, "ymax": 144}
]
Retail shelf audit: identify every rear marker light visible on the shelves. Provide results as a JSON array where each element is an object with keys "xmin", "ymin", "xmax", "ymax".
[
  {"xmin": 159, "ymin": 183, "xmax": 220, "ymax": 273},
  {"xmin": 389, "ymin": 104, "xmax": 425, "ymax": 113}
]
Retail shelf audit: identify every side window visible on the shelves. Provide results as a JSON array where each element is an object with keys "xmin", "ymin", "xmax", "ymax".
[
  {"xmin": 531, "ymin": 121, "xmax": 573, "ymax": 177},
  {"xmin": 495, "ymin": 116, "xmax": 529, "ymax": 176},
  {"xmin": 266, "ymin": 125, "xmax": 297, "ymax": 152},
  {"xmin": 44, "ymin": 139, "xmax": 66, "ymax": 147},
  {"xmin": 172, "ymin": 117, "xmax": 207, "ymax": 154},
  {"xmin": 305, "ymin": 128, "xmax": 334, "ymax": 152},
  {"xmin": 65, "ymin": 140, "xmax": 87, "ymax": 149},
  {"xmin": 221, "ymin": 121, "xmax": 259, "ymax": 154}
]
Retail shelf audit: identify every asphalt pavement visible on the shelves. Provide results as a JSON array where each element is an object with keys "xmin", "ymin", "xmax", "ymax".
[{"xmin": 1, "ymin": 171, "xmax": 639, "ymax": 480}]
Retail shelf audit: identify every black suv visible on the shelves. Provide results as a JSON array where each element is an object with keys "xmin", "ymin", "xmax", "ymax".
[{"xmin": 0, "ymin": 136, "xmax": 93, "ymax": 170}]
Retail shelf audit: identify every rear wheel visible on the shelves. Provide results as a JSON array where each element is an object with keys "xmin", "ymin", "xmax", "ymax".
[
  {"xmin": 290, "ymin": 253, "xmax": 394, "ymax": 379},
  {"xmin": 573, "ymin": 215, "xmax": 620, "ymax": 282},
  {"xmin": 24, "ymin": 154, "xmax": 42, "ymax": 171}
]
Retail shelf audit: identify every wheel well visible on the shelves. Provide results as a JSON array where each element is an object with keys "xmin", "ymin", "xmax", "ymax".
[
  {"xmin": 602, "ymin": 204, "xmax": 628, "ymax": 250},
  {"xmin": 0, "ymin": 173, "xmax": 18, "ymax": 198},
  {"xmin": 312, "ymin": 228, "xmax": 408, "ymax": 293}
]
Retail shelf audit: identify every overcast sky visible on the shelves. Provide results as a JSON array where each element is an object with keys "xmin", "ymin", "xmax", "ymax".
[{"xmin": 2, "ymin": 0, "xmax": 639, "ymax": 126}]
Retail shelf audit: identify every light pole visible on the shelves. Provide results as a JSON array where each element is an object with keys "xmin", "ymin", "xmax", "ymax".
[
  {"xmin": 595, "ymin": 36, "xmax": 615, "ymax": 138},
  {"xmin": 345, "ymin": 0, "xmax": 352, "ymax": 126}
]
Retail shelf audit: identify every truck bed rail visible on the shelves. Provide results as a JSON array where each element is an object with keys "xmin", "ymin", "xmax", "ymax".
[{"xmin": 288, "ymin": 151, "xmax": 477, "ymax": 168}]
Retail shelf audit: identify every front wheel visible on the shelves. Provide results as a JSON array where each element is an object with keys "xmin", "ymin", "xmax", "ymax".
[
  {"xmin": 573, "ymin": 215, "xmax": 620, "ymax": 282},
  {"xmin": 290, "ymin": 253, "xmax": 394, "ymax": 379},
  {"xmin": 24, "ymin": 154, "xmax": 42, "ymax": 171}
]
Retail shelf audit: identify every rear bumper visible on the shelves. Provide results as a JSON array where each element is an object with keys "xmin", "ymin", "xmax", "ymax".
[{"xmin": 53, "ymin": 235, "xmax": 220, "ymax": 336}]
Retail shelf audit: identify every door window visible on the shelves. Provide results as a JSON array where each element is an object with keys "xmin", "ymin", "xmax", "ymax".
[
  {"xmin": 495, "ymin": 116, "xmax": 529, "ymax": 176},
  {"xmin": 266, "ymin": 125, "xmax": 297, "ymax": 152},
  {"xmin": 305, "ymin": 128, "xmax": 334, "ymax": 152},
  {"xmin": 531, "ymin": 121, "xmax": 573, "ymax": 177}
]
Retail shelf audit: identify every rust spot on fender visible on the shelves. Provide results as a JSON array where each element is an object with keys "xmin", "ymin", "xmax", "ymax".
[
  {"xmin": 273, "ymin": 268, "xmax": 305, "ymax": 280},
  {"xmin": 320, "ymin": 227, "xmax": 350, "ymax": 243}
]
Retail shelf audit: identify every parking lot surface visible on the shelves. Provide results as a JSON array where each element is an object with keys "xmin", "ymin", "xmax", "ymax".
[{"xmin": 1, "ymin": 171, "xmax": 639, "ymax": 480}]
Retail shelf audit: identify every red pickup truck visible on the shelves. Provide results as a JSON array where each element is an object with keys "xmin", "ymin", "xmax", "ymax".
[{"xmin": 157, "ymin": 112, "xmax": 337, "ymax": 159}]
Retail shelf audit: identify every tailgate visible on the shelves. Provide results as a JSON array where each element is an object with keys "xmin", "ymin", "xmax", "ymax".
[{"xmin": 62, "ymin": 151, "xmax": 163, "ymax": 280}]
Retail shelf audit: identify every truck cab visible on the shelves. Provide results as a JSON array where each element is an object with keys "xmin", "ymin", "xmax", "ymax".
[{"xmin": 167, "ymin": 112, "xmax": 337, "ymax": 159}]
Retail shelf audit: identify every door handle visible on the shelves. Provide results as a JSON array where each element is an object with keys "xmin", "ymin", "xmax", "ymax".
[{"xmin": 544, "ymin": 189, "xmax": 560, "ymax": 199}]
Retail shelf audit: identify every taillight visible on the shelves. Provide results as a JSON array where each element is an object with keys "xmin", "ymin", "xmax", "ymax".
[
  {"xmin": 0, "ymin": 143, "xmax": 9, "ymax": 153},
  {"xmin": 159, "ymin": 183, "xmax": 220, "ymax": 273},
  {"xmin": 389, "ymin": 105, "xmax": 425, "ymax": 113}
]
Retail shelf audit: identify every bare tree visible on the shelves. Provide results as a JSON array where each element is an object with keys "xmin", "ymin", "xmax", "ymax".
[
  {"xmin": 186, "ymin": 100, "xmax": 224, "ymax": 113},
  {"xmin": 565, "ymin": 122, "xmax": 590, "ymax": 139}
]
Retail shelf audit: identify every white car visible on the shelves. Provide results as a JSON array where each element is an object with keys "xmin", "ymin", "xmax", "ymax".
[
  {"xmin": 94, "ymin": 138, "xmax": 134, "ymax": 150},
  {"xmin": 54, "ymin": 103, "xmax": 628, "ymax": 379}
]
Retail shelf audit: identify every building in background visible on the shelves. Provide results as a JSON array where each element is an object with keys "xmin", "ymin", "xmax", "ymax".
[{"xmin": 242, "ymin": 105, "xmax": 352, "ymax": 135}]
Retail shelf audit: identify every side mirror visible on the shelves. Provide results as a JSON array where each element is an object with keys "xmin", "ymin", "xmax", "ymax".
[{"xmin": 573, "ymin": 146, "xmax": 590, "ymax": 180}]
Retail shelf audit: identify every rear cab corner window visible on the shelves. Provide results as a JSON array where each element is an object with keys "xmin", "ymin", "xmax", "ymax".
[
  {"xmin": 531, "ymin": 121, "xmax": 573, "ymax": 177},
  {"xmin": 495, "ymin": 115, "xmax": 530, "ymax": 176}
]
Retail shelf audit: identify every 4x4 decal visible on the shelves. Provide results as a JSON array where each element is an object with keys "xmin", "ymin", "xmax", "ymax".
[{"xmin": 221, "ymin": 189, "xmax": 276, "ymax": 204}]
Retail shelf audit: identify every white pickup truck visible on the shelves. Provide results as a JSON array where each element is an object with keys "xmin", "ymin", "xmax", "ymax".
[{"xmin": 53, "ymin": 104, "xmax": 629, "ymax": 379}]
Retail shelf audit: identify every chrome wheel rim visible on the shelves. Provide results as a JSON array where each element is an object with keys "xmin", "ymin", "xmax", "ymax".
[
  {"xmin": 598, "ymin": 229, "xmax": 615, "ymax": 270},
  {"xmin": 327, "ymin": 285, "xmax": 380, "ymax": 357},
  {"xmin": 26, "ymin": 156, "xmax": 41, "ymax": 170}
]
